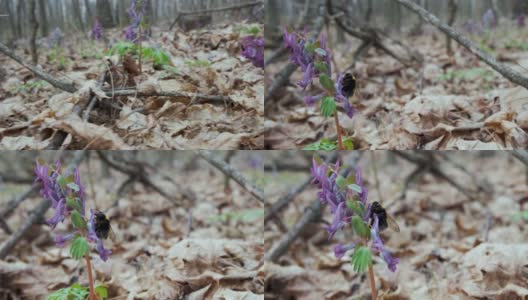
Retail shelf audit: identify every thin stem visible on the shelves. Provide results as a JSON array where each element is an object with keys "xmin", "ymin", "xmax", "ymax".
[
  {"xmin": 368, "ymin": 264, "xmax": 377, "ymax": 300},
  {"xmin": 138, "ymin": 26, "xmax": 142, "ymax": 74},
  {"xmin": 334, "ymin": 112, "xmax": 344, "ymax": 150},
  {"xmin": 85, "ymin": 254, "xmax": 97, "ymax": 300}
]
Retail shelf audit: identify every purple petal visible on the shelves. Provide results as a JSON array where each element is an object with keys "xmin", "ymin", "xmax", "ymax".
[
  {"xmin": 55, "ymin": 232, "xmax": 76, "ymax": 247},
  {"xmin": 334, "ymin": 242, "xmax": 356, "ymax": 259}
]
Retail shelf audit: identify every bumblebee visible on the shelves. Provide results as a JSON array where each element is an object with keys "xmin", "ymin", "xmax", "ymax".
[
  {"xmin": 340, "ymin": 73, "xmax": 356, "ymax": 98},
  {"xmin": 94, "ymin": 210, "xmax": 115, "ymax": 240},
  {"xmin": 369, "ymin": 201, "xmax": 400, "ymax": 232}
]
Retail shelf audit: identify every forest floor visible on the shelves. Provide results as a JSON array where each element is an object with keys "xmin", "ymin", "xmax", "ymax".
[
  {"xmin": 0, "ymin": 152, "xmax": 264, "ymax": 299},
  {"xmin": 0, "ymin": 22, "xmax": 263, "ymax": 150},
  {"xmin": 264, "ymin": 151, "xmax": 528, "ymax": 299},
  {"xmin": 265, "ymin": 23, "xmax": 528, "ymax": 150}
]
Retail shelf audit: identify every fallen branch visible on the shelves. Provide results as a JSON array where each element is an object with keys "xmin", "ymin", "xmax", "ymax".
[
  {"xmin": 264, "ymin": 152, "xmax": 338, "ymax": 223},
  {"xmin": 169, "ymin": 1, "xmax": 263, "ymax": 30},
  {"xmin": 104, "ymin": 89, "xmax": 234, "ymax": 105},
  {"xmin": 394, "ymin": 151, "xmax": 477, "ymax": 201},
  {"xmin": 0, "ymin": 41, "xmax": 76, "ymax": 93},
  {"xmin": 0, "ymin": 151, "xmax": 86, "ymax": 259},
  {"xmin": 196, "ymin": 150, "xmax": 263, "ymax": 203},
  {"xmin": 96, "ymin": 152, "xmax": 181, "ymax": 205},
  {"xmin": 393, "ymin": 0, "xmax": 528, "ymax": 89}
]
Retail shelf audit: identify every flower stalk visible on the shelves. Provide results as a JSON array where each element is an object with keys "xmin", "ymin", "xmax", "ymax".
[
  {"xmin": 85, "ymin": 254, "xmax": 97, "ymax": 300},
  {"xmin": 368, "ymin": 264, "xmax": 377, "ymax": 300},
  {"xmin": 334, "ymin": 112, "xmax": 343, "ymax": 150}
]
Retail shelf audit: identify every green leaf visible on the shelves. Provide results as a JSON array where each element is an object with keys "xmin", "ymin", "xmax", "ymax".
[
  {"xmin": 350, "ymin": 246, "xmax": 372, "ymax": 273},
  {"xmin": 46, "ymin": 283, "xmax": 89, "ymax": 300},
  {"xmin": 67, "ymin": 182, "xmax": 80, "ymax": 192},
  {"xmin": 314, "ymin": 61, "xmax": 329, "ymax": 75},
  {"xmin": 336, "ymin": 175, "xmax": 346, "ymax": 189},
  {"xmin": 57, "ymin": 175, "xmax": 66, "ymax": 189},
  {"xmin": 346, "ymin": 200, "xmax": 365, "ymax": 216},
  {"xmin": 304, "ymin": 42, "xmax": 315, "ymax": 53},
  {"xmin": 319, "ymin": 74, "xmax": 335, "ymax": 93},
  {"xmin": 71, "ymin": 211, "xmax": 86, "ymax": 229},
  {"xmin": 321, "ymin": 97, "xmax": 336, "ymax": 117},
  {"xmin": 95, "ymin": 284, "xmax": 108, "ymax": 299},
  {"xmin": 70, "ymin": 236, "xmax": 89, "ymax": 260},
  {"xmin": 303, "ymin": 138, "xmax": 337, "ymax": 150},
  {"xmin": 351, "ymin": 215, "xmax": 370, "ymax": 238},
  {"xmin": 342, "ymin": 138, "xmax": 354, "ymax": 150},
  {"xmin": 66, "ymin": 197, "xmax": 83, "ymax": 212}
]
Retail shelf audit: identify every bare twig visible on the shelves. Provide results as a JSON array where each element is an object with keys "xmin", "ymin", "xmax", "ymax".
[
  {"xmin": 264, "ymin": 152, "xmax": 339, "ymax": 223},
  {"xmin": 265, "ymin": 152, "xmax": 361, "ymax": 262},
  {"xmin": 0, "ymin": 41, "xmax": 76, "ymax": 93},
  {"xmin": 196, "ymin": 150, "xmax": 263, "ymax": 203},
  {"xmin": 393, "ymin": 0, "xmax": 528, "ymax": 89}
]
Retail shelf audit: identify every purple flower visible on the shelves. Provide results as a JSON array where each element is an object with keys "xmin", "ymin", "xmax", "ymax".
[
  {"xmin": 482, "ymin": 9, "xmax": 497, "ymax": 29},
  {"xmin": 370, "ymin": 214, "xmax": 399, "ymax": 272},
  {"xmin": 123, "ymin": 0, "xmax": 146, "ymax": 42},
  {"xmin": 334, "ymin": 243, "xmax": 356, "ymax": 259},
  {"xmin": 91, "ymin": 19, "xmax": 104, "ymax": 41},
  {"xmin": 304, "ymin": 93, "xmax": 324, "ymax": 106},
  {"xmin": 311, "ymin": 158, "xmax": 398, "ymax": 272},
  {"xmin": 517, "ymin": 14, "xmax": 526, "ymax": 27},
  {"xmin": 241, "ymin": 35, "xmax": 264, "ymax": 68},
  {"xmin": 55, "ymin": 232, "xmax": 77, "ymax": 247},
  {"xmin": 87, "ymin": 209, "xmax": 112, "ymax": 261},
  {"xmin": 35, "ymin": 161, "xmax": 111, "ymax": 262},
  {"xmin": 48, "ymin": 27, "xmax": 64, "ymax": 48}
]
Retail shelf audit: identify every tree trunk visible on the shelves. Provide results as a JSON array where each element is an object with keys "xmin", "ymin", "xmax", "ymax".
[
  {"xmin": 5, "ymin": 0, "xmax": 19, "ymax": 41},
  {"xmin": 446, "ymin": 0, "xmax": 457, "ymax": 55},
  {"xmin": 84, "ymin": 0, "xmax": 93, "ymax": 22},
  {"xmin": 16, "ymin": 0, "xmax": 25, "ymax": 37},
  {"xmin": 37, "ymin": 0, "xmax": 48, "ymax": 36},
  {"xmin": 96, "ymin": 0, "xmax": 114, "ymax": 28},
  {"xmin": 29, "ymin": 0, "xmax": 39, "ymax": 65},
  {"xmin": 72, "ymin": 0, "xmax": 85, "ymax": 31}
]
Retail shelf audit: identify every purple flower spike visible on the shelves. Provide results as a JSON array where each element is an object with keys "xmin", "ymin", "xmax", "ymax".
[
  {"xmin": 241, "ymin": 35, "xmax": 264, "ymax": 68},
  {"xmin": 304, "ymin": 93, "xmax": 324, "ymax": 106},
  {"xmin": 91, "ymin": 19, "xmax": 103, "ymax": 41},
  {"xmin": 517, "ymin": 14, "xmax": 526, "ymax": 27},
  {"xmin": 482, "ymin": 9, "xmax": 497, "ymax": 29},
  {"xmin": 55, "ymin": 232, "xmax": 76, "ymax": 247},
  {"xmin": 334, "ymin": 243, "xmax": 356, "ymax": 259}
]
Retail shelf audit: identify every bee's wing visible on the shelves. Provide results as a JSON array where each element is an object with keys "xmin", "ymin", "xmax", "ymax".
[
  {"xmin": 386, "ymin": 215, "xmax": 400, "ymax": 232},
  {"xmin": 108, "ymin": 226, "xmax": 117, "ymax": 242}
]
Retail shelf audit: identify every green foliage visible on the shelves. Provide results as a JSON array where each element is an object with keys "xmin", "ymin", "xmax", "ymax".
[
  {"xmin": 350, "ymin": 246, "xmax": 372, "ymax": 273},
  {"xmin": 439, "ymin": 67, "xmax": 494, "ymax": 82},
  {"xmin": 142, "ymin": 47, "xmax": 171, "ymax": 66},
  {"xmin": 108, "ymin": 41, "xmax": 136, "ymax": 57},
  {"xmin": 235, "ymin": 25, "xmax": 261, "ymax": 36},
  {"xmin": 71, "ymin": 211, "xmax": 86, "ymax": 229},
  {"xmin": 505, "ymin": 39, "xmax": 528, "ymax": 51},
  {"xmin": 66, "ymin": 197, "xmax": 83, "ymax": 213},
  {"xmin": 185, "ymin": 59, "xmax": 211, "ymax": 68},
  {"xmin": 48, "ymin": 46, "xmax": 71, "ymax": 69},
  {"xmin": 10, "ymin": 80, "xmax": 49, "ymax": 94},
  {"xmin": 346, "ymin": 199, "xmax": 365, "ymax": 217},
  {"xmin": 319, "ymin": 74, "xmax": 335, "ymax": 93},
  {"xmin": 95, "ymin": 284, "xmax": 108, "ymax": 299},
  {"xmin": 80, "ymin": 42, "xmax": 103, "ymax": 59},
  {"xmin": 513, "ymin": 210, "xmax": 528, "ymax": 221},
  {"xmin": 210, "ymin": 208, "xmax": 263, "ymax": 223},
  {"xmin": 320, "ymin": 96, "xmax": 336, "ymax": 117},
  {"xmin": 303, "ymin": 138, "xmax": 354, "ymax": 150},
  {"xmin": 303, "ymin": 138, "xmax": 338, "ymax": 150},
  {"xmin": 314, "ymin": 61, "xmax": 329, "ymax": 75},
  {"xmin": 70, "ymin": 236, "xmax": 89, "ymax": 260},
  {"xmin": 46, "ymin": 283, "xmax": 89, "ymax": 300},
  {"xmin": 351, "ymin": 215, "xmax": 370, "ymax": 238}
]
